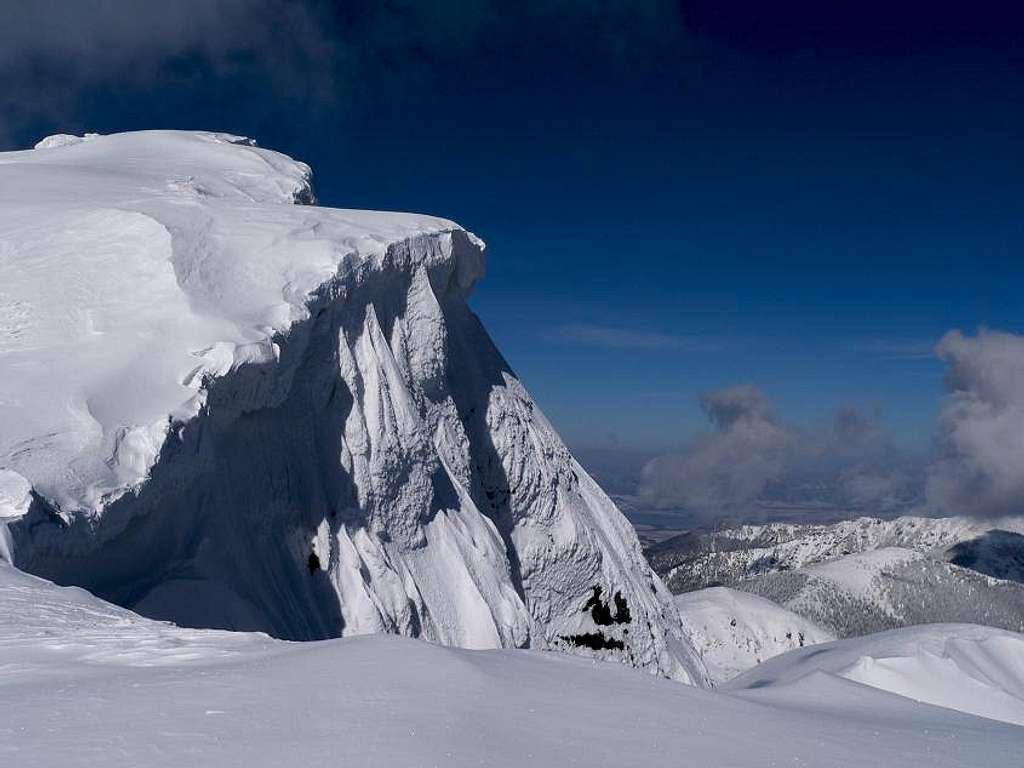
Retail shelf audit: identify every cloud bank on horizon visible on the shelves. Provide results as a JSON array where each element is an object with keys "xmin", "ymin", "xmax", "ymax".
[
  {"xmin": 638, "ymin": 328, "xmax": 1024, "ymax": 522},
  {"xmin": 637, "ymin": 384, "xmax": 922, "ymax": 521}
]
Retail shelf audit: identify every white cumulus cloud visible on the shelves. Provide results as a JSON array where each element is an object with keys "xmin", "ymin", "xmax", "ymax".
[
  {"xmin": 637, "ymin": 384, "xmax": 922, "ymax": 522},
  {"xmin": 926, "ymin": 328, "xmax": 1024, "ymax": 517}
]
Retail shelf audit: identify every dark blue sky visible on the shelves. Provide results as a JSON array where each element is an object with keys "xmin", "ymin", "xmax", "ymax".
[{"xmin": 4, "ymin": 1, "xmax": 1023, "ymax": 453}]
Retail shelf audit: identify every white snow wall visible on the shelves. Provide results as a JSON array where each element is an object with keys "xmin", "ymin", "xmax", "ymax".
[{"xmin": 10, "ymin": 229, "xmax": 704, "ymax": 682}]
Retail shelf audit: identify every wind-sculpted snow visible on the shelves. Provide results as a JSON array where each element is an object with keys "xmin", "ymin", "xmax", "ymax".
[
  {"xmin": 728, "ymin": 623, "xmax": 1024, "ymax": 728},
  {"xmin": 0, "ymin": 131, "xmax": 701, "ymax": 680},
  {"xmin": 3, "ymin": 563, "xmax": 1022, "ymax": 767}
]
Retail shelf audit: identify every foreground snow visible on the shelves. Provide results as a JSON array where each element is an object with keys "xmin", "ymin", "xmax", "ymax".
[
  {"xmin": 0, "ymin": 131, "xmax": 699, "ymax": 679},
  {"xmin": 729, "ymin": 623, "xmax": 1024, "ymax": 728},
  {"xmin": 675, "ymin": 586, "xmax": 834, "ymax": 683},
  {"xmin": 2, "ymin": 564, "xmax": 1022, "ymax": 767}
]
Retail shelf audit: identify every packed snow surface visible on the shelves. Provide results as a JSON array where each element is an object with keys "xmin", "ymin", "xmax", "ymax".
[
  {"xmin": 0, "ymin": 130, "xmax": 700, "ymax": 679},
  {"xmin": 3, "ymin": 563, "xmax": 1022, "ymax": 767},
  {"xmin": 729, "ymin": 623, "xmax": 1024, "ymax": 728},
  {"xmin": 675, "ymin": 586, "xmax": 834, "ymax": 684}
]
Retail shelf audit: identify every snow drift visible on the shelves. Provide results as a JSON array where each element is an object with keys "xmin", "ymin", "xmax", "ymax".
[
  {"xmin": 3, "ymin": 561, "xmax": 1021, "ymax": 767},
  {"xmin": 729, "ymin": 623, "xmax": 1024, "ymax": 727},
  {"xmin": 0, "ymin": 130, "xmax": 701, "ymax": 681}
]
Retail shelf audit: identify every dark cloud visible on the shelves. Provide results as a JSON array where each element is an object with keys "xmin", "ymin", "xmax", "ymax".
[
  {"xmin": 0, "ymin": 0, "xmax": 341, "ymax": 145},
  {"xmin": 699, "ymin": 383, "xmax": 772, "ymax": 428},
  {"xmin": 0, "ymin": 1, "xmax": 279, "ymax": 68},
  {"xmin": 926, "ymin": 329, "xmax": 1024, "ymax": 517},
  {"xmin": 0, "ymin": 0, "xmax": 687, "ymax": 147},
  {"xmin": 637, "ymin": 384, "xmax": 922, "ymax": 522}
]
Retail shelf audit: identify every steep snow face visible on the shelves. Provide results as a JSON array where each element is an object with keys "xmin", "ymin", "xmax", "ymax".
[
  {"xmin": 3, "ymin": 564, "xmax": 1022, "ymax": 768},
  {"xmin": 0, "ymin": 131, "xmax": 701, "ymax": 681},
  {"xmin": 729, "ymin": 623, "xmax": 1024, "ymax": 728},
  {"xmin": 675, "ymin": 586, "xmax": 834, "ymax": 684}
]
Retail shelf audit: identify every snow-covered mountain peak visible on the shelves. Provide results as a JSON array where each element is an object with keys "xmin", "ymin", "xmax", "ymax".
[
  {"xmin": 0, "ymin": 130, "xmax": 474, "ymax": 515},
  {"xmin": 0, "ymin": 130, "xmax": 702, "ymax": 681}
]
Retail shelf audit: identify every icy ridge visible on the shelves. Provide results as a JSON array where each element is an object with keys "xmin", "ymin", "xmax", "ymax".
[{"xmin": 1, "ymin": 131, "xmax": 704, "ymax": 681}]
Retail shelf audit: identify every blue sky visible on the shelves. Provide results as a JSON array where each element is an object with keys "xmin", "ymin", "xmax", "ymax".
[{"xmin": 3, "ymin": 1, "xmax": 1022, "ymax": 455}]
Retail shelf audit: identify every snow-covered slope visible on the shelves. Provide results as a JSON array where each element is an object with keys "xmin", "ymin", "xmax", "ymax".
[
  {"xmin": 649, "ymin": 514, "xmax": 1024, "ymax": 647},
  {"xmin": 738, "ymin": 547, "xmax": 1024, "ymax": 637},
  {"xmin": 729, "ymin": 623, "xmax": 1024, "ymax": 728},
  {"xmin": 3, "ymin": 563, "xmax": 1021, "ymax": 767},
  {"xmin": 675, "ymin": 586, "xmax": 834, "ymax": 684},
  {"xmin": 0, "ymin": 130, "xmax": 700, "ymax": 680}
]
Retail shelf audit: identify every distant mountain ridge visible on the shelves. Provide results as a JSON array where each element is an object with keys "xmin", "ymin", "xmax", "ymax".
[{"xmin": 648, "ymin": 514, "xmax": 1024, "ymax": 640}]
